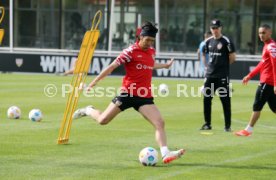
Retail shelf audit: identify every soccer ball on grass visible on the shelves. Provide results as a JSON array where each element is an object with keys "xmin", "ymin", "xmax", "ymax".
[
  {"xmin": 7, "ymin": 106, "xmax": 21, "ymax": 119},
  {"xmin": 139, "ymin": 147, "xmax": 158, "ymax": 166},
  {"xmin": 29, "ymin": 109, "xmax": 43, "ymax": 122}
]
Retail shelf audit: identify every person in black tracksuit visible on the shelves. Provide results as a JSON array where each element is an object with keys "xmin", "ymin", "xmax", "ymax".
[{"xmin": 200, "ymin": 19, "xmax": 236, "ymax": 132}]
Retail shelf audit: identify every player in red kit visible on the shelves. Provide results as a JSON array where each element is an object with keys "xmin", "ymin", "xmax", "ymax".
[
  {"xmin": 73, "ymin": 21, "xmax": 185, "ymax": 163},
  {"xmin": 235, "ymin": 24, "xmax": 276, "ymax": 136}
]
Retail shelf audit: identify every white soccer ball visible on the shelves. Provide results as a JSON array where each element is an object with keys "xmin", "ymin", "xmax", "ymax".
[
  {"xmin": 139, "ymin": 147, "xmax": 158, "ymax": 166},
  {"xmin": 159, "ymin": 83, "xmax": 169, "ymax": 94},
  {"xmin": 7, "ymin": 106, "xmax": 21, "ymax": 119},
  {"xmin": 29, "ymin": 109, "xmax": 43, "ymax": 122}
]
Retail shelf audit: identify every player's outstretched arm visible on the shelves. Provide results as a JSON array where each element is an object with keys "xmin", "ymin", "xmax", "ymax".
[
  {"xmin": 242, "ymin": 75, "xmax": 251, "ymax": 85},
  {"xmin": 87, "ymin": 61, "xmax": 119, "ymax": 91},
  {"xmin": 154, "ymin": 58, "xmax": 174, "ymax": 69},
  {"xmin": 243, "ymin": 61, "xmax": 263, "ymax": 86}
]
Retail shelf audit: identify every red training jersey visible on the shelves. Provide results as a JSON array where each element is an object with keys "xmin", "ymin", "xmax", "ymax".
[
  {"xmin": 115, "ymin": 42, "xmax": 155, "ymax": 98},
  {"xmin": 248, "ymin": 39, "xmax": 276, "ymax": 86}
]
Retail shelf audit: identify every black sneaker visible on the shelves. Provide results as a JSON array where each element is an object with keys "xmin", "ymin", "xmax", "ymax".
[
  {"xmin": 200, "ymin": 124, "xmax": 212, "ymax": 130},
  {"xmin": 224, "ymin": 127, "xmax": 232, "ymax": 132}
]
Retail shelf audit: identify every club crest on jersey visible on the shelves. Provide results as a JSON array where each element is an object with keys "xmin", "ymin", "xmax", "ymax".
[{"xmin": 217, "ymin": 43, "xmax": 223, "ymax": 50}]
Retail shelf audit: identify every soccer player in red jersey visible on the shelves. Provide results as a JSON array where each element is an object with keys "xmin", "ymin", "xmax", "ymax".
[
  {"xmin": 73, "ymin": 21, "xmax": 185, "ymax": 163},
  {"xmin": 235, "ymin": 24, "xmax": 276, "ymax": 136}
]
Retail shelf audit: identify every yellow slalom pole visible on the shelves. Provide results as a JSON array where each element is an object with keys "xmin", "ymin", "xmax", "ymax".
[
  {"xmin": 57, "ymin": 10, "xmax": 102, "ymax": 144},
  {"xmin": 0, "ymin": 7, "xmax": 5, "ymax": 44}
]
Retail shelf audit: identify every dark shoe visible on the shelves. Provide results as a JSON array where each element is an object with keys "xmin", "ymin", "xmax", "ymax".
[
  {"xmin": 200, "ymin": 124, "xmax": 212, "ymax": 130},
  {"xmin": 224, "ymin": 127, "xmax": 232, "ymax": 132}
]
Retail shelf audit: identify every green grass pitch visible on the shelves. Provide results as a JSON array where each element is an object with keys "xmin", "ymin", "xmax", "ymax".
[{"xmin": 1, "ymin": 73, "xmax": 276, "ymax": 179}]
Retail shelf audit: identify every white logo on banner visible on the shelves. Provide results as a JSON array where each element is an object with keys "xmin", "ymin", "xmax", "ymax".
[
  {"xmin": 40, "ymin": 56, "xmax": 112, "ymax": 74},
  {"xmin": 15, "ymin": 58, "xmax": 23, "ymax": 67}
]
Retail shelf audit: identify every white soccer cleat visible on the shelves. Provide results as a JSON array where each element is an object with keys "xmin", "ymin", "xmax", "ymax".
[
  {"xmin": 72, "ymin": 108, "xmax": 86, "ymax": 119},
  {"xmin": 162, "ymin": 149, "xmax": 185, "ymax": 164},
  {"xmin": 72, "ymin": 105, "xmax": 94, "ymax": 119}
]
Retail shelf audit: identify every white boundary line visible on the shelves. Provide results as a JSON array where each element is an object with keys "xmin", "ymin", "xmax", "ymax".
[{"xmin": 146, "ymin": 149, "xmax": 276, "ymax": 180}]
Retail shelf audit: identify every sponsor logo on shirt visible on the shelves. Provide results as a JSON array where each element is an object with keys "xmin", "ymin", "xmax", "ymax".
[
  {"xmin": 136, "ymin": 63, "xmax": 153, "ymax": 70},
  {"xmin": 209, "ymin": 52, "xmax": 222, "ymax": 56}
]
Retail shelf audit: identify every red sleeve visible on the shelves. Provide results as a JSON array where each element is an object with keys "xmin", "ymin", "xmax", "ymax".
[
  {"xmin": 115, "ymin": 48, "xmax": 133, "ymax": 65},
  {"xmin": 268, "ymin": 43, "xmax": 276, "ymax": 86},
  {"xmin": 248, "ymin": 61, "xmax": 262, "ymax": 79}
]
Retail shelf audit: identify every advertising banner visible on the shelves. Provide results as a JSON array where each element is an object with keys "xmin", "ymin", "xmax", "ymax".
[{"xmin": 0, "ymin": 52, "xmax": 259, "ymax": 80}]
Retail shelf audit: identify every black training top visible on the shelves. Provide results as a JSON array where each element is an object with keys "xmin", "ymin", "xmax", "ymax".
[{"xmin": 203, "ymin": 35, "xmax": 235, "ymax": 78}]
